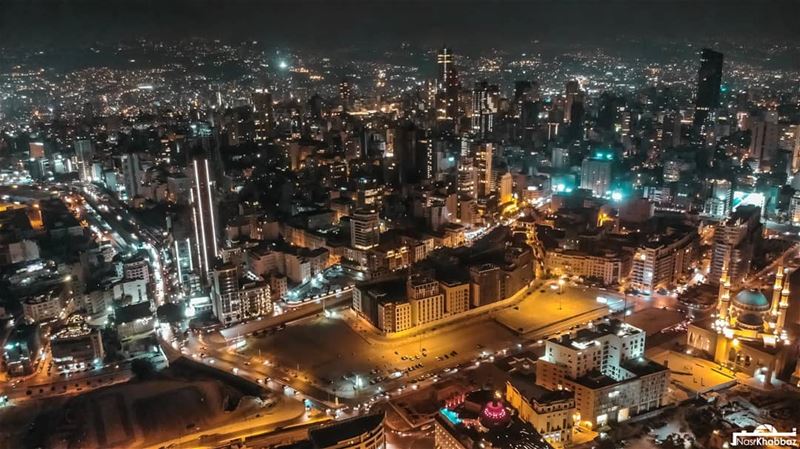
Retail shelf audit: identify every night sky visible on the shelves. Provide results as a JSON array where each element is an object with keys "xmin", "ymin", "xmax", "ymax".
[{"xmin": 1, "ymin": 0, "xmax": 798, "ymax": 52}]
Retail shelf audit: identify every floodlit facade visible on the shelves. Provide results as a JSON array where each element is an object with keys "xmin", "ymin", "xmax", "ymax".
[{"xmin": 536, "ymin": 320, "xmax": 668, "ymax": 427}]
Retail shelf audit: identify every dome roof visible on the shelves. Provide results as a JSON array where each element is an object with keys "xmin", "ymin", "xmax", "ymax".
[
  {"xmin": 738, "ymin": 313, "xmax": 764, "ymax": 329},
  {"xmin": 479, "ymin": 400, "xmax": 511, "ymax": 428},
  {"xmin": 733, "ymin": 289, "xmax": 770, "ymax": 310}
]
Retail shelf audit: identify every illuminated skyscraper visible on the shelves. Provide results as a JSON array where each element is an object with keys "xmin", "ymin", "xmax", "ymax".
[
  {"xmin": 252, "ymin": 88, "xmax": 273, "ymax": 142},
  {"xmin": 693, "ymin": 48, "xmax": 724, "ymax": 128},
  {"xmin": 437, "ymin": 47, "xmax": 455, "ymax": 88},
  {"xmin": 73, "ymin": 138, "xmax": 94, "ymax": 182},
  {"xmin": 340, "ymin": 78, "xmax": 352, "ymax": 110},
  {"xmin": 190, "ymin": 152, "xmax": 219, "ymax": 281},
  {"xmin": 436, "ymin": 47, "xmax": 461, "ymax": 121},
  {"xmin": 474, "ymin": 142, "xmax": 494, "ymax": 198},
  {"xmin": 471, "ymin": 81, "xmax": 498, "ymax": 138},
  {"xmin": 564, "ymin": 80, "xmax": 580, "ymax": 124}
]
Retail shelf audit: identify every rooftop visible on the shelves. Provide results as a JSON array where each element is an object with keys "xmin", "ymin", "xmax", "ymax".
[
  {"xmin": 52, "ymin": 314, "xmax": 92, "ymax": 340},
  {"xmin": 549, "ymin": 319, "xmax": 642, "ymax": 351},
  {"xmin": 507, "ymin": 376, "xmax": 574, "ymax": 405},
  {"xmin": 572, "ymin": 370, "xmax": 619, "ymax": 389},
  {"xmin": 115, "ymin": 301, "xmax": 152, "ymax": 324},
  {"xmin": 620, "ymin": 357, "xmax": 669, "ymax": 377},
  {"xmin": 358, "ymin": 277, "xmax": 407, "ymax": 304}
]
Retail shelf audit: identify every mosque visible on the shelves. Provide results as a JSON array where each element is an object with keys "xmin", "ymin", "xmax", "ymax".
[{"xmin": 686, "ymin": 262, "xmax": 800, "ymax": 386}]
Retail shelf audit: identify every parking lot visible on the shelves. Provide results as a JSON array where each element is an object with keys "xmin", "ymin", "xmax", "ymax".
[
  {"xmin": 238, "ymin": 285, "xmax": 612, "ymax": 400},
  {"xmin": 239, "ymin": 310, "xmax": 520, "ymax": 399}
]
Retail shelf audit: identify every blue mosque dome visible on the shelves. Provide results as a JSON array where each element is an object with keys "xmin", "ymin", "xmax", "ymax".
[{"xmin": 733, "ymin": 289, "xmax": 770, "ymax": 311}]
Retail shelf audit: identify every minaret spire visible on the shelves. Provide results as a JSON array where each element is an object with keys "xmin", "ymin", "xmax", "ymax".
[
  {"xmin": 776, "ymin": 268, "xmax": 791, "ymax": 335},
  {"xmin": 718, "ymin": 255, "xmax": 732, "ymax": 321}
]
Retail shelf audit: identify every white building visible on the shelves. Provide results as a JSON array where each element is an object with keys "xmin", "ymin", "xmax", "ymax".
[
  {"xmin": 580, "ymin": 155, "xmax": 613, "ymax": 198},
  {"xmin": 212, "ymin": 263, "xmax": 272, "ymax": 325},
  {"xmin": 536, "ymin": 319, "xmax": 668, "ymax": 428},
  {"xmin": 23, "ymin": 291, "xmax": 69, "ymax": 323}
]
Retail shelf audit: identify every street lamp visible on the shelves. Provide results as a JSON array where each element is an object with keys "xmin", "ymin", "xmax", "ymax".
[{"xmin": 558, "ymin": 279, "xmax": 565, "ymax": 310}]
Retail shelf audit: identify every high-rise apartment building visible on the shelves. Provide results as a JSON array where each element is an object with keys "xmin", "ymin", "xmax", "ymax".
[
  {"xmin": 252, "ymin": 88, "xmax": 273, "ymax": 142},
  {"xmin": 551, "ymin": 147, "xmax": 570, "ymax": 170},
  {"xmin": 748, "ymin": 111, "xmax": 779, "ymax": 165},
  {"xmin": 121, "ymin": 152, "xmax": 142, "ymax": 200},
  {"xmin": 564, "ymin": 80, "xmax": 581, "ymax": 124},
  {"xmin": 73, "ymin": 138, "xmax": 94, "ymax": 182},
  {"xmin": 471, "ymin": 81, "xmax": 499, "ymax": 138},
  {"xmin": 350, "ymin": 209, "xmax": 380, "ymax": 250},
  {"xmin": 630, "ymin": 229, "xmax": 698, "ymax": 294},
  {"xmin": 708, "ymin": 205, "xmax": 762, "ymax": 286},
  {"xmin": 693, "ymin": 48, "xmax": 724, "ymax": 128},
  {"xmin": 474, "ymin": 142, "xmax": 494, "ymax": 198}
]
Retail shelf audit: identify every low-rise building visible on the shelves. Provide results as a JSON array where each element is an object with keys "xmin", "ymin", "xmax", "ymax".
[
  {"xmin": 434, "ymin": 389, "xmax": 553, "ymax": 449},
  {"xmin": 535, "ymin": 319, "xmax": 669, "ymax": 428},
  {"xmin": 114, "ymin": 301, "xmax": 156, "ymax": 344},
  {"xmin": 50, "ymin": 314, "xmax": 104, "ymax": 372},
  {"xmin": 22, "ymin": 286, "xmax": 75, "ymax": 323},
  {"xmin": 505, "ymin": 380, "xmax": 575, "ymax": 448},
  {"xmin": 544, "ymin": 249, "xmax": 630, "ymax": 286},
  {"xmin": 3, "ymin": 324, "xmax": 43, "ymax": 377}
]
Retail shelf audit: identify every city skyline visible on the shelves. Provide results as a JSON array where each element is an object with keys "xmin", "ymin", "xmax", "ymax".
[{"xmin": 1, "ymin": 2, "xmax": 800, "ymax": 449}]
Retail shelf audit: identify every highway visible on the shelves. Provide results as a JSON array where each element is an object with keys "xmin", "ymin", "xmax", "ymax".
[
  {"xmin": 73, "ymin": 184, "xmax": 167, "ymax": 305},
  {"xmin": 143, "ymin": 401, "xmax": 327, "ymax": 449}
]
